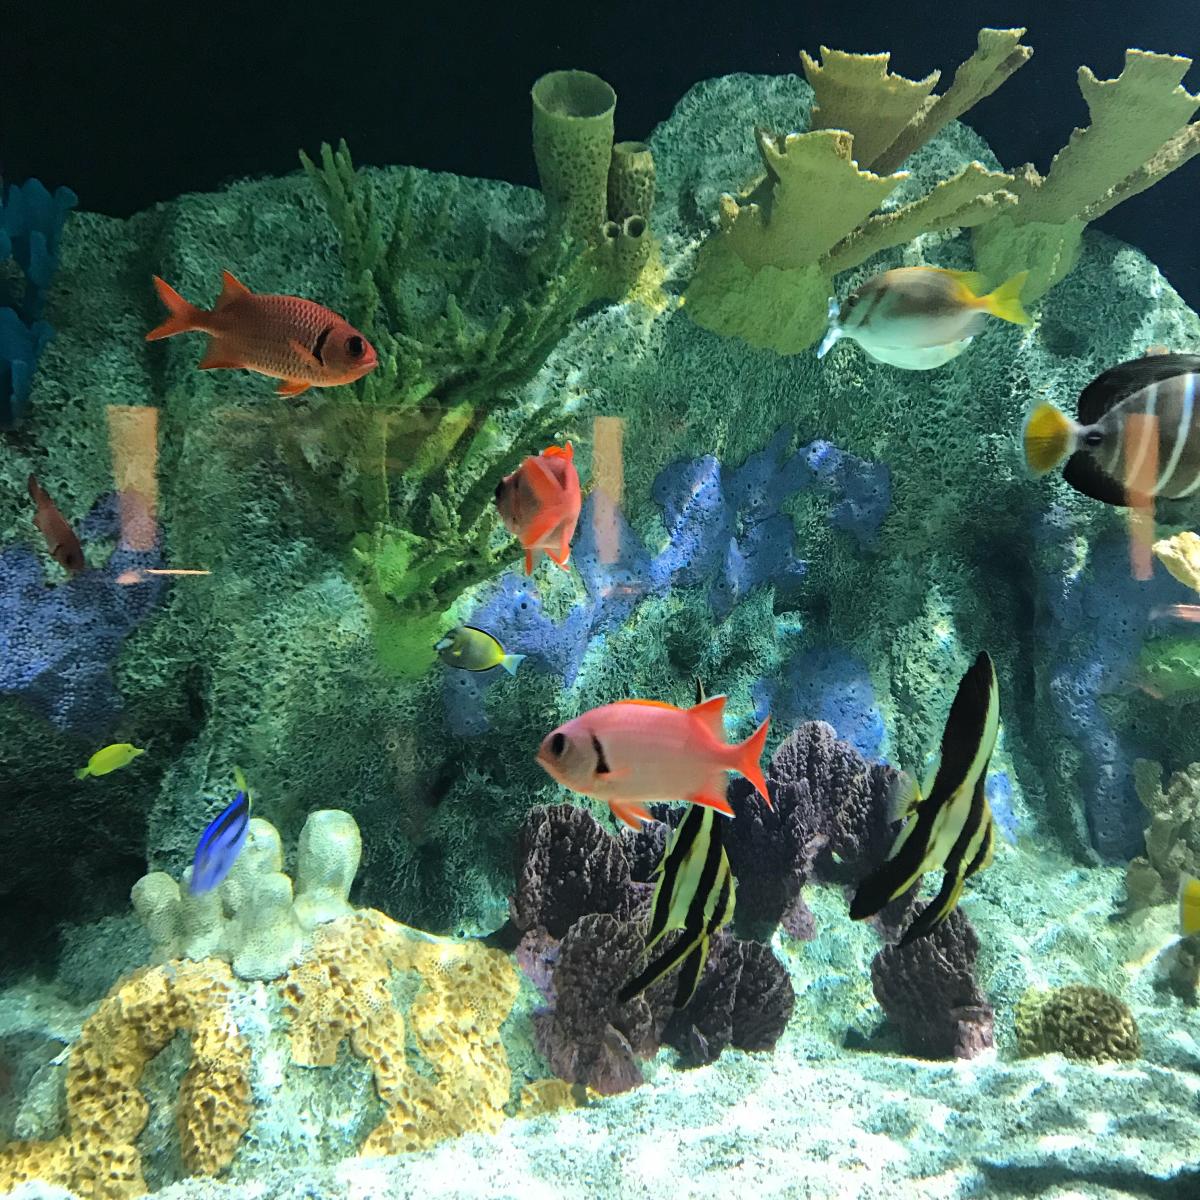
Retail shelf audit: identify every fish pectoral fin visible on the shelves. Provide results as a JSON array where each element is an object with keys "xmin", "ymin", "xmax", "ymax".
[
  {"xmin": 276, "ymin": 379, "xmax": 311, "ymax": 397},
  {"xmin": 616, "ymin": 927, "xmax": 703, "ymax": 1005},
  {"xmin": 524, "ymin": 456, "xmax": 566, "ymax": 507},
  {"xmin": 610, "ymin": 799, "xmax": 653, "ymax": 829},
  {"xmin": 687, "ymin": 790, "xmax": 734, "ymax": 818},
  {"xmin": 521, "ymin": 508, "xmax": 564, "ymax": 549},
  {"xmin": 217, "ymin": 270, "xmax": 252, "ymax": 308},
  {"xmin": 198, "ymin": 342, "xmax": 242, "ymax": 371}
]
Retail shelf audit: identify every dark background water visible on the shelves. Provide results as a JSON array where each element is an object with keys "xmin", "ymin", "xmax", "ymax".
[{"xmin": 3, "ymin": 1, "xmax": 1200, "ymax": 301}]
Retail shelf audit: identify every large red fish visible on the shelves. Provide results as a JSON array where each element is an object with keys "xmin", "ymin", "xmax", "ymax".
[
  {"xmin": 494, "ymin": 442, "xmax": 582, "ymax": 574},
  {"xmin": 145, "ymin": 271, "xmax": 377, "ymax": 396},
  {"xmin": 27, "ymin": 475, "xmax": 85, "ymax": 573},
  {"xmin": 536, "ymin": 695, "xmax": 771, "ymax": 829}
]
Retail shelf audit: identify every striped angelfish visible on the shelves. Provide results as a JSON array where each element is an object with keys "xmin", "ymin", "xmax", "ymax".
[
  {"xmin": 189, "ymin": 767, "xmax": 253, "ymax": 894},
  {"xmin": 1023, "ymin": 351, "xmax": 1200, "ymax": 506},
  {"xmin": 849, "ymin": 652, "xmax": 999, "ymax": 947},
  {"xmin": 617, "ymin": 803, "xmax": 736, "ymax": 1009}
]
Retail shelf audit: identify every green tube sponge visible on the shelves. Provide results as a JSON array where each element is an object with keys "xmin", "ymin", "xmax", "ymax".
[
  {"xmin": 293, "ymin": 809, "xmax": 362, "ymax": 930},
  {"xmin": 607, "ymin": 140, "xmax": 656, "ymax": 222},
  {"xmin": 532, "ymin": 69, "xmax": 617, "ymax": 245}
]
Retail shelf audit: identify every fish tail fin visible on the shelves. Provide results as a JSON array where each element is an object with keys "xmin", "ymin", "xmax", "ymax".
[
  {"xmin": 673, "ymin": 936, "xmax": 709, "ymax": 1008},
  {"xmin": 146, "ymin": 276, "xmax": 205, "ymax": 340},
  {"xmin": 523, "ymin": 548, "xmax": 535, "ymax": 575},
  {"xmin": 733, "ymin": 717, "xmax": 771, "ymax": 809},
  {"xmin": 1181, "ymin": 871, "xmax": 1200, "ymax": 937},
  {"xmin": 74, "ymin": 767, "xmax": 89, "ymax": 780},
  {"xmin": 1023, "ymin": 402, "xmax": 1078, "ymax": 475},
  {"xmin": 617, "ymin": 930, "xmax": 702, "ymax": 1005},
  {"xmin": 981, "ymin": 271, "xmax": 1031, "ymax": 326},
  {"xmin": 501, "ymin": 653, "xmax": 526, "ymax": 676}
]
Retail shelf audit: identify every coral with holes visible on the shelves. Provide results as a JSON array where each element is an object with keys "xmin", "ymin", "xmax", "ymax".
[
  {"xmin": 1124, "ymin": 758, "xmax": 1200, "ymax": 910},
  {"xmin": 0, "ymin": 493, "xmax": 165, "ymax": 734},
  {"xmin": 279, "ymin": 908, "xmax": 519, "ymax": 1152},
  {"xmin": 869, "ymin": 908, "xmax": 994, "ymax": 1060},
  {"xmin": 0, "ymin": 960, "xmax": 252, "ymax": 1200},
  {"xmin": 442, "ymin": 427, "xmax": 889, "ymax": 734},
  {"xmin": 1016, "ymin": 984, "xmax": 1141, "ymax": 1062}
]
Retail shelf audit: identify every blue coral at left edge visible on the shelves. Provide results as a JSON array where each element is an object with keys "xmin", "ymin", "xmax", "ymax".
[
  {"xmin": 0, "ymin": 494, "xmax": 166, "ymax": 735},
  {"xmin": 442, "ymin": 427, "xmax": 892, "ymax": 736},
  {"xmin": 0, "ymin": 177, "xmax": 77, "ymax": 428}
]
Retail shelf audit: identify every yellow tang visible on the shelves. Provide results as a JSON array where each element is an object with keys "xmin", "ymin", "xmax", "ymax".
[
  {"xmin": 1181, "ymin": 872, "xmax": 1200, "ymax": 938},
  {"xmin": 75, "ymin": 743, "xmax": 146, "ymax": 780}
]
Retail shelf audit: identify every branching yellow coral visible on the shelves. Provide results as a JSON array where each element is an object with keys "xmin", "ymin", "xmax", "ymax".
[
  {"xmin": 0, "ymin": 961, "xmax": 252, "ymax": 1200},
  {"xmin": 279, "ymin": 908, "xmax": 519, "ymax": 1155}
]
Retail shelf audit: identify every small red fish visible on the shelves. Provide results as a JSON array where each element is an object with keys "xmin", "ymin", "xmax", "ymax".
[
  {"xmin": 145, "ymin": 271, "xmax": 378, "ymax": 396},
  {"xmin": 27, "ymin": 475, "xmax": 85, "ymax": 573},
  {"xmin": 536, "ymin": 695, "xmax": 771, "ymax": 829},
  {"xmin": 494, "ymin": 442, "xmax": 582, "ymax": 574}
]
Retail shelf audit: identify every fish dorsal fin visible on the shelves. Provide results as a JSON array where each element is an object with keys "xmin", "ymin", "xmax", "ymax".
[
  {"xmin": 1076, "ymin": 353, "xmax": 1200, "ymax": 425},
  {"xmin": 689, "ymin": 694, "xmax": 727, "ymax": 739},
  {"xmin": 541, "ymin": 441, "xmax": 573, "ymax": 461},
  {"xmin": 693, "ymin": 676, "xmax": 706, "ymax": 705},
  {"xmin": 930, "ymin": 652, "xmax": 996, "ymax": 807},
  {"xmin": 932, "ymin": 267, "xmax": 988, "ymax": 297},
  {"xmin": 1062, "ymin": 452, "xmax": 1128, "ymax": 506},
  {"xmin": 614, "ymin": 698, "xmax": 680, "ymax": 711},
  {"xmin": 217, "ymin": 270, "xmax": 252, "ymax": 309},
  {"xmin": 524, "ymin": 455, "xmax": 565, "ymax": 508}
]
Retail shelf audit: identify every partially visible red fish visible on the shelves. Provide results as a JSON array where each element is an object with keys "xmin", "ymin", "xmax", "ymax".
[
  {"xmin": 145, "ymin": 271, "xmax": 378, "ymax": 396},
  {"xmin": 536, "ymin": 694, "xmax": 771, "ymax": 829},
  {"xmin": 27, "ymin": 475, "xmax": 85, "ymax": 573},
  {"xmin": 494, "ymin": 442, "xmax": 582, "ymax": 574}
]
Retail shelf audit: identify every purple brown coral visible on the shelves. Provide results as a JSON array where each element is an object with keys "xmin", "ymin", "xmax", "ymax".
[
  {"xmin": 869, "ymin": 907, "xmax": 994, "ymax": 1059},
  {"xmin": 511, "ymin": 804, "xmax": 635, "ymax": 939}
]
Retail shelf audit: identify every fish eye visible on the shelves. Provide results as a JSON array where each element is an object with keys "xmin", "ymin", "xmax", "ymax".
[
  {"xmin": 550, "ymin": 732, "xmax": 567, "ymax": 757},
  {"xmin": 346, "ymin": 335, "xmax": 365, "ymax": 359},
  {"xmin": 1083, "ymin": 430, "xmax": 1105, "ymax": 447},
  {"xmin": 494, "ymin": 479, "xmax": 506, "ymax": 500}
]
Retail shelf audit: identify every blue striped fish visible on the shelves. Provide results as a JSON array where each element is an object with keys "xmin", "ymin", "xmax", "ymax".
[
  {"xmin": 189, "ymin": 768, "xmax": 252, "ymax": 894},
  {"xmin": 1024, "ymin": 351, "xmax": 1200, "ymax": 505}
]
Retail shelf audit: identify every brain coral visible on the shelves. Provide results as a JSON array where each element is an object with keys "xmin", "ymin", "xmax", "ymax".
[{"xmin": 1016, "ymin": 984, "xmax": 1141, "ymax": 1062}]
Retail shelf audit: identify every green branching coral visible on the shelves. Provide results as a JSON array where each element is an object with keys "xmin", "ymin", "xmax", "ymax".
[{"xmin": 297, "ymin": 141, "xmax": 593, "ymax": 675}]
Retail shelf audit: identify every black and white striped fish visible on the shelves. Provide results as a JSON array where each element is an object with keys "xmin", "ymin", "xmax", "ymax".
[
  {"xmin": 849, "ymin": 652, "xmax": 998, "ymax": 946},
  {"xmin": 1023, "ymin": 351, "xmax": 1200, "ymax": 505},
  {"xmin": 617, "ymin": 802, "xmax": 736, "ymax": 1008}
]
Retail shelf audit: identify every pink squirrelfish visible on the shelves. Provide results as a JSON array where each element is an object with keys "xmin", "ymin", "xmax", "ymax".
[
  {"xmin": 145, "ymin": 271, "xmax": 377, "ymax": 396},
  {"xmin": 494, "ymin": 442, "xmax": 582, "ymax": 574},
  {"xmin": 536, "ymin": 695, "xmax": 772, "ymax": 829}
]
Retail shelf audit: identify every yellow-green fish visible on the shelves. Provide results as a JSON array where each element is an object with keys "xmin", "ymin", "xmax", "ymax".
[
  {"xmin": 617, "ymin": 803, "xmax": 736, "ymax": 1009},
  {"xmin": 1181, "ymin": 872, "xmax": 1200, "ymax": 938},
  {"xmin": 850, "ymin": 651, "xmax": 999, "ymax": 945},
  {"xmin": 75, "ymin": 743, "xmax": 145, "ymax": 780},
  {"xmin": 435, "ymin": 626, "xmax": 525, "ymax": 675}
]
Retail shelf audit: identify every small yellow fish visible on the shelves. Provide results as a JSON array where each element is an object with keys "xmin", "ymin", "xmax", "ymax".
[
  {"xmin": 1181, "ymin": 872, "xmax": 1200, "ymax": 938},
  {"xmin": 75, "ymin": 743, "xmax": 146, "ymax": 780},
  {"xmin": 435, "ymin": 626, "xmax": 525, "ymax": 675}
]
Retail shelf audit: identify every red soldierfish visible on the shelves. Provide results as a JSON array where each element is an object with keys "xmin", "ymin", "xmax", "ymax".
[
  {"xmin": 494, "ymin": 442, "xmax": 582, "ymax": 575},
  {"xmin": 145, "ymin": 271, "xmax": 378, "ymax": 396},
  {"xmin": 536, "ymin": 695, "xmax": 772, "ymax": 829},
  {"xmin": 27, "ymin": 475, "xmax": 85, "ymax": 572}
]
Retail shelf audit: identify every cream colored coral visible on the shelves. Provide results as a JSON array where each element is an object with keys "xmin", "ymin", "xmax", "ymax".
[
  {"xmin": 0, "ymin": 961, "xmax": 252, "ymax": 1200},
  {"xmin": 1153, "ymin": 531, "xmax": 1200, "ymax": 592},
  {"xmin": 279, "ymin": 908, "xmax": 519, "ymax": 1155}
]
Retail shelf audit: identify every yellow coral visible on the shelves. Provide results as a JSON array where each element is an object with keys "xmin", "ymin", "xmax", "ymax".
[
  {"xmin": 0, "ymin": 960, "xmax": 252, "ymax": 1200},
  {"xmin": 1153, "ymin": 531, "xmax": 1200, "ymax": 592},
  {"xmin": 279, "ymin": 908, "xmax": 519, "ymax": 1156}
]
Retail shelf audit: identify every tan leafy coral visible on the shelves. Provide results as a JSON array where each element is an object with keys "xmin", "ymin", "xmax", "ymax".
[
  {"xmin": 1016, "ymin": 985, "xmax": 1140, "ymax": 1062},
  {"xmin": 279, "ymin": 908, "xmax": 519, "ymax": 1155},
  {"xmin": 0, "ymin": 961, "xmax": 252, "ymax": 1200},
  {"xmin": 975, "ymin": 49, "xmax": 1200, "ymax": 299},
  {"xmin": 1124, "ymin": 758, "xmax": 1200, "ymax": 909}
]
